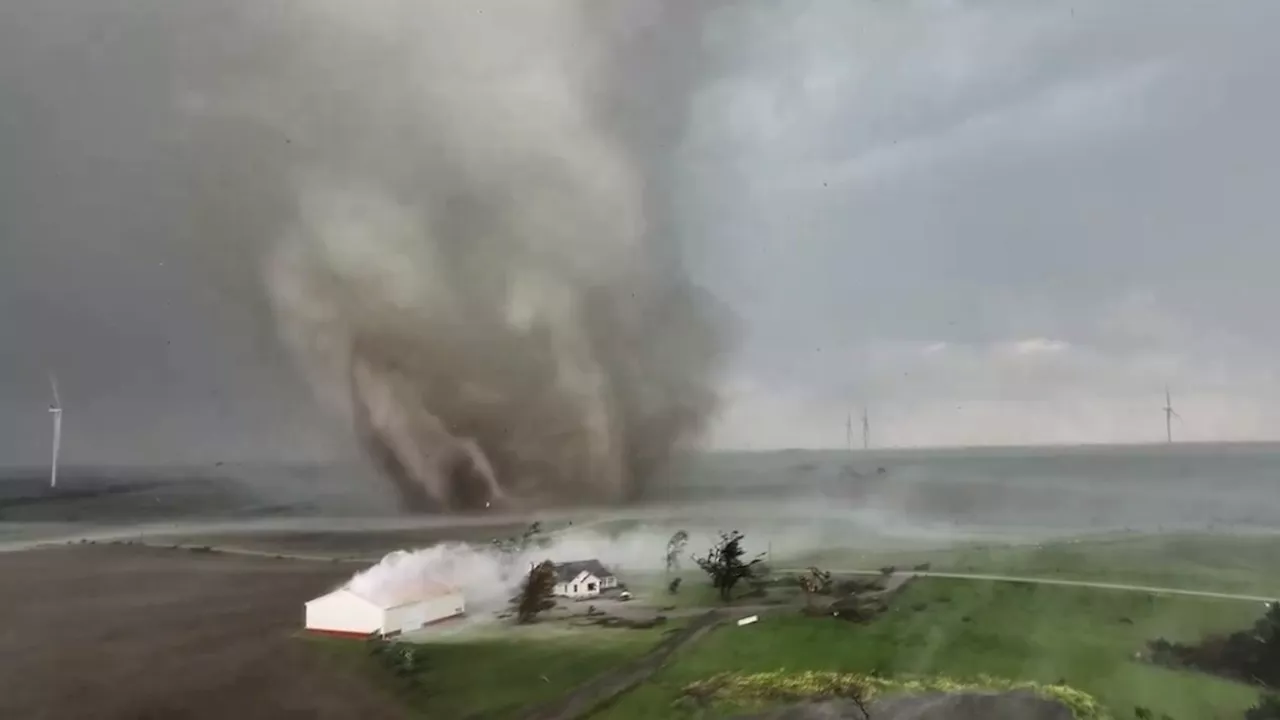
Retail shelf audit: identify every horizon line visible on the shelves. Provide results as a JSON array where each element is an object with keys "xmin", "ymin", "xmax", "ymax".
[
  {"xmin": 709, "ymin": 438, "xmax": 1280, "ymax": 453},
  {"xmin": 4, "ymin": 438, "xmax": 1280, "ymax": 472}
]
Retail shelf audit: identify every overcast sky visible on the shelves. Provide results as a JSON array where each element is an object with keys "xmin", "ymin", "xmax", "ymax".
[{"xmin": 3, "ymin": 0, "xmax": 1280, "ymax": 463}]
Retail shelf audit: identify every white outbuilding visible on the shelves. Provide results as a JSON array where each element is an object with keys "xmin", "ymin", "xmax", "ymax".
[{"xmin": 304, "ymin": 580, "xmax": 465, "ymax": 639}]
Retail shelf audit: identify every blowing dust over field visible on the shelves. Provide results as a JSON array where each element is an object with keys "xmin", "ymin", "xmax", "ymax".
[
  {"xmin": 344, "ymin": 524, "xmax": 706, "ymax": 618},
  {"xmin": 215, "ymin": 1, "xmax": 732, "ymax": 514}
]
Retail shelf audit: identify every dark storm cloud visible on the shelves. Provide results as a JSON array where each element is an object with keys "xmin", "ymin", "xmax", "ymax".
[
  {"xmin": 682, "ymin": 0, "xmax": 1280, "ymax": 447},
  {"xmin": 0, "ymin": 0, "xmax": 327, "ymax": 464},
  {"xmin": 4, "ymin": 0, "xmax": 1280, "ymax": 459},
  {"xmin": 1, "ymin": 0, "xmax": 733, "ymax": 485}
]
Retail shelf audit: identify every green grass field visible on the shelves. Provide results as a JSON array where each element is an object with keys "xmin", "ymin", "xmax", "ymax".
[
  {"xmin": 795, "ymin": 532, "xmax": 1280, "ymax": 598},
  {"xmin": 316, "ymin": 534, "xmax": 1279, "ymax": 719},
  {"xmin": 597, "ymin": 578, "xmax": 1267, "ymax": 719},
  {"xmin": 632, "ymin": 570, "xmax": 791, "ymax": 609},
  {"xmin": 314, "ymin": 624, "xmax": 679, "ymax": 719}
]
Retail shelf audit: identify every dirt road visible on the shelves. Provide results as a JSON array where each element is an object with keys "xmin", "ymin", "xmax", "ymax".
[
  {"xmin": 779, "ymin": 567, "xmax": 1277, "ymax": 603},
  {"xmin": 0, "ymin": 545, "xmax": 407, "ymax": 720}
]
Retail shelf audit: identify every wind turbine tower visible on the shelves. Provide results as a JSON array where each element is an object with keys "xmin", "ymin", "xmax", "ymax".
[
  {"xmin": 861, "ymin": 407, "xmax": 871, "ymax": 450},
  {"xmin": 48, "ymin": 374, "xmax": 63, "ymax": 488},
  {"xmin": 1163, "ymin": 385, "xmax": 1180, "ymax": 444},
  {"xmin": 845, "ymin": 411, "xmax": 853, "ymax": 452}
]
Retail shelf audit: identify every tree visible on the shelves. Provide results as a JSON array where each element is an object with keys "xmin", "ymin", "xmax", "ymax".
[
  {"xmin": 665, "ymin": 530, "xmax": 690, "ymax": 575},
  {"xmin": 797, "ymin": 566, "xmax": 833, "ymax": 607},
  {"xmin": 668, "ymin": 577, "xmax": 682, "ymax": 595},
  {"xmin": 808, "ymin": 566, "xmax": 833, "ymax": 594},
  {"xmin": 515, "ymin": 559, "xmax": 558, "ymax": 623},
  {"xmin": 694, "ymin": 530, "xmax": 764, "ymax": 602},
  {"xmin": 798, "ymin": 573, "xmax": 817, "ymax": 607}
]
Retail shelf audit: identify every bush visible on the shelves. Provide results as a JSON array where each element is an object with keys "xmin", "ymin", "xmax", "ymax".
[
  {"xmin": 1148, "ymin": 600, "xmax": 1280, "ymax": 689},
  {"xmin": 365, "ymin": 634, "xmax": 425, "ymax": 689},
  {"xmin": 679, "ymin": 671, "xmax": 1107, "ymax": 719},
  {"xmin": 1246, "ymin": 694, "xmax": 1280, "ymax": 720}
]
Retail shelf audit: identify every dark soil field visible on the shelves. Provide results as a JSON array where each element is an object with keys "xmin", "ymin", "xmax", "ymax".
[
  {"xmin": 0, "ymin": 462, "xmax": 397, "ymax": 526},
  {"xmin": 0, "ymin": 545, "xmax": 406, "ymax": 720},
  {"xmin": 165, "ymin": 524, "xmax": 540, "ymax": 558}
]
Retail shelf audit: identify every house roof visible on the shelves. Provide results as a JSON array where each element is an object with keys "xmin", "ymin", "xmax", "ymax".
[
  {"xmin": 553, "ymin": 559, "xmax": 613, "ymax": 583},
  {"xmin": 310, "ymin": 580, "xmax": 461, "ymax": 611}
]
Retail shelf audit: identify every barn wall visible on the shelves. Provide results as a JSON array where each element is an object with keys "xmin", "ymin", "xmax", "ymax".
[
  {"xmin": 305, "ymin": 591, "xmax": 382, "ymax": 635},
  {"xmin": 306, "ymin": 628, "xmax": 374, "ymax": 640},
  {"xmin": 382, "ymin": 593, "xmax": 465, "ymax": 634}
]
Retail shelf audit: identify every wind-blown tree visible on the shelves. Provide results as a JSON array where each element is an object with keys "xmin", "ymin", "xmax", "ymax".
[
  {"xmin": 492, "ymin": 521, "xmax": 547, "ymax": 564},
  {"xmin": 808, "ymin": 566, "xmax": 833, "ymax": 595},
  {"xmin": 797, "ymin": 566, "xmax": 833, "ymax": 607},
  {"xmin": 665, "ymin": 530, "xmax": 689, "ymax": 575},
  {"xmin": 515, "ymin": 559, "xmax": 558, "ymax": 623},
  {"xmin": 694, "ymin": 530, "xmax": 764, "ymax": 602},
  {"xmin": 798, "ymin": 573, "xmax": 817, "ymax": 607}
]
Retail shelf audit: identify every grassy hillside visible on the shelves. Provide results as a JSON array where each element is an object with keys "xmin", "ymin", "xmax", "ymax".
[
  {"xmin": 598, "ymin": 578, "xmax": 1265, "ymax": 719},
  {"xmin": 797, "ymin": 533, "xmax": 1280, "ymax": 598}
]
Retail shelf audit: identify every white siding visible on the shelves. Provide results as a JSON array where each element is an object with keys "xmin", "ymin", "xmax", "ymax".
[
  {"xmin": 555, "ymin": 572, "xmax": 602, "ymax": 599},
  {"xmin": 382, "ymin": 592, "xmax": 465, "ymax": 634},
  {"xmin": 305, "ymin": 590, "xmax": 383, "ymax": 635}
]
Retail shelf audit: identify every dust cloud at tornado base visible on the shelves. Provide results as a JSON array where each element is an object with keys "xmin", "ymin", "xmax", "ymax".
[{"xmin": 193, "ymin": 0, "xmax": 733, "ymax": 513}]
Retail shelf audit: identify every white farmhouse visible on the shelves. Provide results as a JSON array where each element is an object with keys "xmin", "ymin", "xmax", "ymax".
[
  {"xmin": 551, "ymin": 559, "xmax": 618, "ymax": 599},
  {"xmin": 304, "ymin": 581, "xmax": 465, "ymax": 639}
]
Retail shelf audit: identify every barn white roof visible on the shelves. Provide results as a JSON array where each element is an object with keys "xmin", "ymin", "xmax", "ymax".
[{"xmin": 313, "ymin": 580, "xmax": 461, "ymax": 610}]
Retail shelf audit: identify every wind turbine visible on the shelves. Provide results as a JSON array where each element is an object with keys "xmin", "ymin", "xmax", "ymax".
[
  {"xmin": 48, "ymin": 374, "xmax": 63, "ymax": 489},
  {"xmin": 1163, "ymin": 385, "xmax": 1180, "ymax": 444},
  {"xmin": 861, "ymin": 406, "xmax": 871, "ymax": 450}
]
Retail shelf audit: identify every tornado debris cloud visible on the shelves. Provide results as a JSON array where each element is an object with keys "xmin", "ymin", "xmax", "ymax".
[{"xmin": 257, "ymin": 1, "xmax": 729, "ymax": 513}]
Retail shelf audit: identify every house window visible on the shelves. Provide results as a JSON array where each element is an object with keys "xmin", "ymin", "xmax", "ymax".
[
  {"xmin": 588, "ymin": 582, "xmax": 597, "ymax": 591},
  {"xmin": 571, "ymin": 584, "xmax": 578, "ymax": 593}
]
